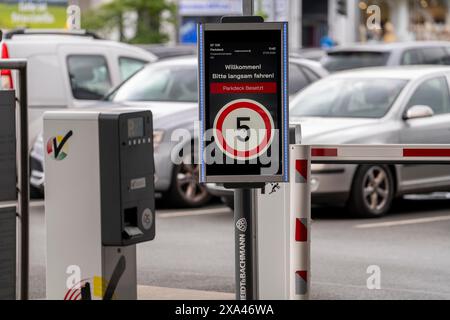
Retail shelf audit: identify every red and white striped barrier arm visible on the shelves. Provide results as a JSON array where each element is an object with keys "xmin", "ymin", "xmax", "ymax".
[
  {"xmin": 287, "ymin": 143, "xmax": 450, "ymax": 300},
  {"xmin": 289, "ymin": 145, "xmax": 311, "ymax": 300},
  {"xmin": 311, "ymin": 145, "xmax": 450, "ymax": 164}
]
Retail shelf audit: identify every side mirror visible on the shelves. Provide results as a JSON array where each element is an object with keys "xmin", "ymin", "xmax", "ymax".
[{"xmin": 403, "ymin": 105, "xmax": 434, "ymax": 120}]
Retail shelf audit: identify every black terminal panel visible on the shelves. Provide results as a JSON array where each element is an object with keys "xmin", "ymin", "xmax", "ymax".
[{"xmin": 99, "ymin": 110, "xmax": 155, "ymax": 246}]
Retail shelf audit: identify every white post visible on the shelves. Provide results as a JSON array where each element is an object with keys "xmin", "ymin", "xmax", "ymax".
[
  {"xmin": 257, "ymin": 183, "xmax": 290, "ymax": 299},
  {"xmin": 289, "ymin": 144, "xmax": 311, "ymax": 299},
  {"xmin": 257, "ymin": 144, "xmax": 311, "ymax": 300}
]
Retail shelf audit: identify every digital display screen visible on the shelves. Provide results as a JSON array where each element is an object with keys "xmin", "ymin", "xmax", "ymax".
[
  {"xmin": 128, "ymin": 117, "xmax": 144, "ymax": 138},
  {"xmin": 199, "ymin": 22, "xmax": 288, "ymax": 183}
]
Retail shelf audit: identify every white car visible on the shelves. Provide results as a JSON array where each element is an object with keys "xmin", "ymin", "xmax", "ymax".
[
  {"xmin": 210, "ymin": 66, "xmax": 450, "ymax": 217},
  {"xmin": 1, "ymin": 29, "xmax": 157, "ymax": 146}
]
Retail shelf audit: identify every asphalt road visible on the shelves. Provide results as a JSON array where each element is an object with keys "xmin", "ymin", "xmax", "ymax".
[{"xmin": 28, "ymin": 197, "xmax": 450, "ymax": 300}]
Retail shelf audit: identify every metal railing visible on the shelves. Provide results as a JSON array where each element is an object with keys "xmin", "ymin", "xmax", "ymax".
[{"xmin": 0, "ymin": 59, "xmax": 29, "ymax": 300}]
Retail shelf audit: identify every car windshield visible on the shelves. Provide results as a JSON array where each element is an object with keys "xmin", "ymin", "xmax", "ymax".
[
  {"xmin": 322, "ymin": 51, "xmax": 390, "ymax": 72},
  {"xmin": 290, "ymin": 78, "xmax": 408, "ymax": 118},
  {"xmin": 108, "ymin": 62, "xmax": 197, "ymax": 102}
]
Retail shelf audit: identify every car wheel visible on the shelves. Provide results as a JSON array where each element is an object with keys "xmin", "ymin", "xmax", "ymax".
[
  {"xmin": 166, "ymin": 151, "xmax": 211, "ymax": 208},
  {"xmin": 348, "ymin": 165, "xmax": 394, "ymax": 218}
]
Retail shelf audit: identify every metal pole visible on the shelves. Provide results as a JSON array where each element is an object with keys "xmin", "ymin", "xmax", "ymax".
[
  {"xmin": 19, "ymin": 64, "xmax": 29, "ymax": 301},
  {"xmin": 0, "ymin": 59, "xmax": 29, "ymax": 300},
  {"xmin": 231, "ymin": 0, "xmax": 258, "ymax": 301},
  {"xmin": 234, "ymin": 188, "xmax": 258, "ymax": 300},
  {"xmin": 242, "ymin": 0, "xmax": 254, "ymax": 16}
]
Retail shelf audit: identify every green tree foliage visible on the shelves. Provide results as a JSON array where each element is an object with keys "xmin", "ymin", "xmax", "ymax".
[{"xmin": 82, "ymin": 0, "xmax": 176, "ymax": 44}]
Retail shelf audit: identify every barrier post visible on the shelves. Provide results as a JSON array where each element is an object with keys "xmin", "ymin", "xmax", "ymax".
[
  {"xmin": 257, "ymin": 183, "xmax": 290, "ymax": 299},
  {"xmin": 289, "ymin": 145, "xmax": 311, "ymax": 300}
]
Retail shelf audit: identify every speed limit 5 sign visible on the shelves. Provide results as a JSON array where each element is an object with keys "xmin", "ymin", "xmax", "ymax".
[
  {"xmin": 213, "ymin": 99, "xmax": 275, "ymax": 161},
  {"xmin": 198, "ymin": 22, "xmax": 289, "ymax": 183}
]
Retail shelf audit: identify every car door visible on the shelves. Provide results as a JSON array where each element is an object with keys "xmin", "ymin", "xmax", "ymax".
[{"xmin": 399, "ymin": 75, "xmax": 450, "ymax": 192}]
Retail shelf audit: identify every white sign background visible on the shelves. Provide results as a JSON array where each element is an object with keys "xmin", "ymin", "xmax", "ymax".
[{"xmin": 213, "ymin": 98, "xmax": 275, "ymax": 161}]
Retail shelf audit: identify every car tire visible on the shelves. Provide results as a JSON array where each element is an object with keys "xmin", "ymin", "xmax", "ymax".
[
  {"xmin": 165, "ymin": 148, "xmax": 211, "ymax": 208},
  {"xmin": 347, "ymin": 165, "xmax": 394, "ymax": 218}
]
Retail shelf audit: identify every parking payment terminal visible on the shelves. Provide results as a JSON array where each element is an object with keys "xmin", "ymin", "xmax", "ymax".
[{"xmin": 44, "ymin": 109, "xmax": 155, "ymax": 300}]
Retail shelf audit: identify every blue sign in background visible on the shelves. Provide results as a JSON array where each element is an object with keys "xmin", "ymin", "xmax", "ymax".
[{"xmin": 180, "ymin": 19, "xmax": 198, "ymax": 44}]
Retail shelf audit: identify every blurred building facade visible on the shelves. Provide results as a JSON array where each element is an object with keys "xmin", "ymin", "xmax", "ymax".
[
  {"xmin": 5, "ymin": 0, "xmax": 450, "ymax": 46},
  {"xmin": 357, "ymin": 0, "xmax": 450, "ymax": 42},
  {"xmin": 318, "ymin": 0, "xmax": 450, "ymax": 45},
  {"xmin": 175, "ymin": 0, "xmax": 450, "ymax": 48}
]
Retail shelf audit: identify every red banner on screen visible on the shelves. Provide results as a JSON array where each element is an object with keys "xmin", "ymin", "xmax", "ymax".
[{"xmin": 210, "ymin": 82, "xmax": 277, "ymax": 94}]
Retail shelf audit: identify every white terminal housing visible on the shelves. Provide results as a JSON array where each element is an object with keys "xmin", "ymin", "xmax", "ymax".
[{"xmin": 44, "ymin": 109, "xmax": 155, "ymax": 300}]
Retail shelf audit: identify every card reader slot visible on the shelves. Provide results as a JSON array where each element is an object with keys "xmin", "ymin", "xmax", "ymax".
[
  {"xmin": 123, "ymin": 207, "xmax": 143, "ymax": 239},
  {"xmin": 124, "ymin": 207, "xmax": 137, "ymax": 226}
]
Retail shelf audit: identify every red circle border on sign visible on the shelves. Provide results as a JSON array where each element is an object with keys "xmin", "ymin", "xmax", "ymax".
[{"xmin": 215, "ymin": 100, "xmax": 273, "ymax": 158}]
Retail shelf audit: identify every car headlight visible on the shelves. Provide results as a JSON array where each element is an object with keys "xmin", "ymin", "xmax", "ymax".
[{"xmin": 153, "ymin": 130, "xmax": 164, "ymax": 149}]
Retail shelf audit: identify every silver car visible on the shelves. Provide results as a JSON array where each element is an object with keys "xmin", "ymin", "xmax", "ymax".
[
  {"xmin": 210, "ymin": 66, "xmax": 450, "ymax": 217},
  {"xmin": 30, "ymin": 55, "xmax": 328, "ymax": 207},
  {"xmin": 321, "ymin": 41, "xmax": 450, "ymax": 72}
]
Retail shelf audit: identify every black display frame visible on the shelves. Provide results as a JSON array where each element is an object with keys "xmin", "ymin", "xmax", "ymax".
[{"xmin": 198, "ymin": 22, "xmax": 289, "ymax": 184}]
